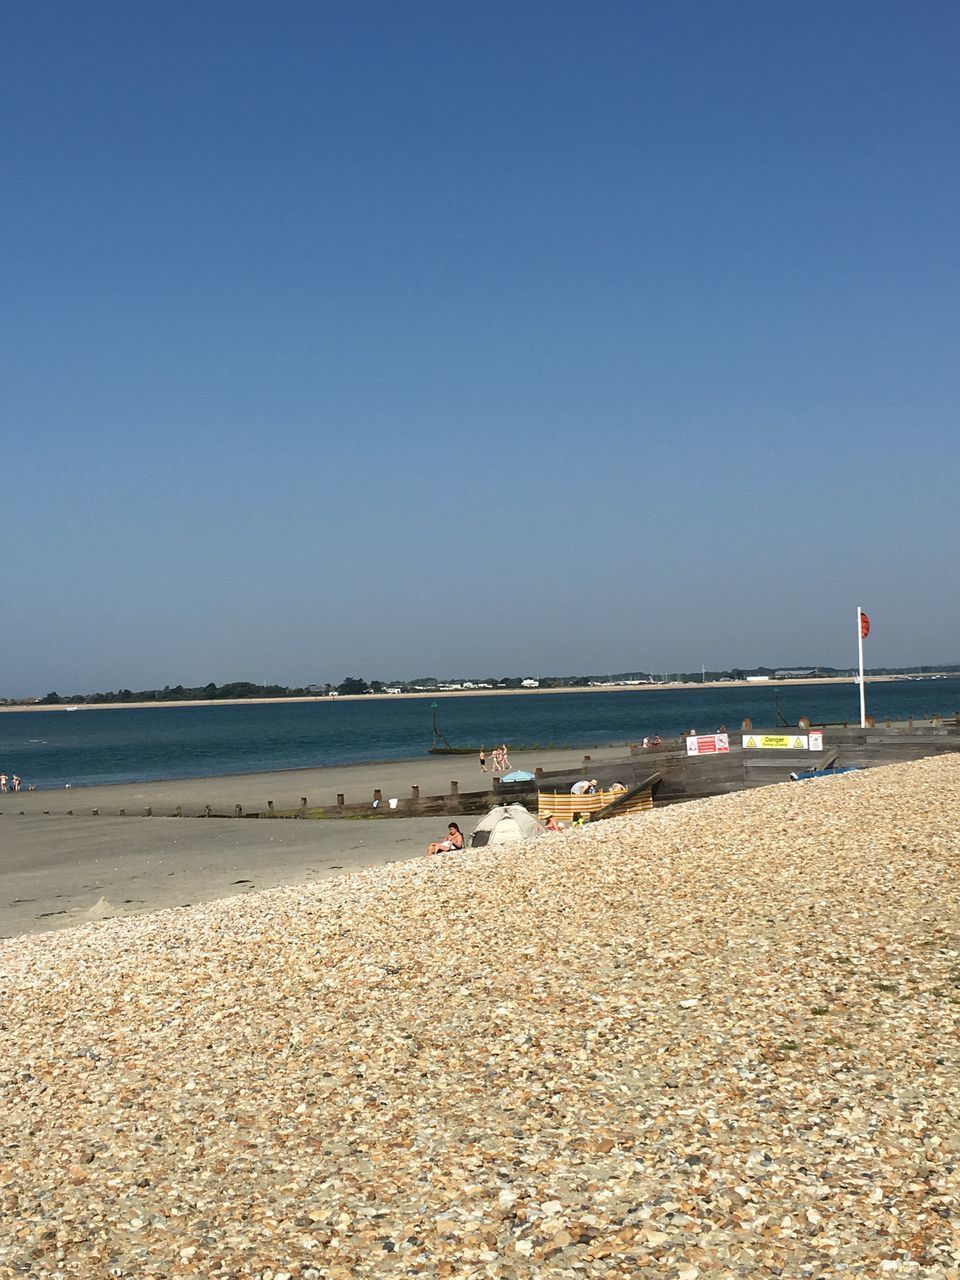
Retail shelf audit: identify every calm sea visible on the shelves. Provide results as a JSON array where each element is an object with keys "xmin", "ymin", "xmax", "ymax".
[{"xmin": 2, "ymin": 680, "xmax": 958, "ymax": 791}]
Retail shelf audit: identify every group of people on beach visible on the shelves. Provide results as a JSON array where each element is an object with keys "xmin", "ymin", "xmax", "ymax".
[
  {"xmin": 479, "ymin": 745, "xmax": 511, "ymax": 774},
  {"xmin": 0, "ymin": 772, "xmax": 23, "ymax": 793}
]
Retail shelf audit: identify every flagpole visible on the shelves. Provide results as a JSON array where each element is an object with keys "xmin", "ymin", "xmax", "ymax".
[{"xmin": 857, "ymin": 606, "xmax": 867, "ymax": 728}]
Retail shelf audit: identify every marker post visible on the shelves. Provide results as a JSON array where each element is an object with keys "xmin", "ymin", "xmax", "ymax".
[{"xmin": 857, "ymin": 606, "xmax": 868, "ymax": 728}]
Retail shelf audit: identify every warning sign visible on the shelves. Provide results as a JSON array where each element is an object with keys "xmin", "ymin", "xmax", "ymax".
[
  {"xmin": 741, "ymin": 734, "xmax": 820, "ymax": 750},
  {"xmin": 686, "ymin": 733, "xmax": 730, "ymax": 756}
]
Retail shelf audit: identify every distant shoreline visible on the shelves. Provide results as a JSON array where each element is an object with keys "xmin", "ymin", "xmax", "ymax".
[{"xmin": 0, "ymin": 673, "xmax": 949, "ymax": 713}]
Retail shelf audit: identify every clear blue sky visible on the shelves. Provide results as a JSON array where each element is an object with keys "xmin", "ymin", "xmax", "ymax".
[{"xmin": 3, "ymin": 1, "xmax": 958, "ymax": 694}]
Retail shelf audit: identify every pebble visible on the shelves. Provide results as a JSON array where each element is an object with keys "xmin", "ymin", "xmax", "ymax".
[{"xmin": 2, "ymin": 756, "xmax": 960, "ymax": 1277}]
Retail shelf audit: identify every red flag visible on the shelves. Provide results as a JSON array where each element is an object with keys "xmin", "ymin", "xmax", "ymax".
[{"xmin": 860, "ymin": 611, "xmax": 870, "ymax": 639}]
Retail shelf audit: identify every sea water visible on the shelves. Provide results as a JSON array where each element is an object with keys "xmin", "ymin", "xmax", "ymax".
[{"xmin": 1, "ymin": 679, "xmax": 957, "ymax": 790}]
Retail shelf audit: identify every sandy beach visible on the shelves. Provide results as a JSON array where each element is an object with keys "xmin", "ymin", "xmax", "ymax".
[
  {"xmin": 0, "ymin": 745, "xmax": 628, "ymax": 937},
  {"xmin": 1, "ymin": 743, "xmax": 628, "ymax": 814},
  {"xmin": 0, "ymin": 813, "xmax": 463, "ymax": 940},
  {"xmin": 2, "ymin": 755, "xmax": 958, "ymax": 1277}
]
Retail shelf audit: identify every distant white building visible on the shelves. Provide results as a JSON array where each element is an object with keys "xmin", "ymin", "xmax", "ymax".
[
  {"xmin": 745, "ymin": 675, "xmax": 770, "ymax": 682},
  {"xmin": 521, "ymin": 678, "xmax": 540, "ymax": 688}
]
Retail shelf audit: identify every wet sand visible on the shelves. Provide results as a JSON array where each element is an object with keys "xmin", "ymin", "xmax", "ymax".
[
  {"xmin": 0, "ymin": 813, "xmax": 467, "ymax": 939},
  {"xmin": 1, "ymin": 743, "xmax": 630, "ymax": 815},
  {"xmin": 0, "ymin": 745, "xmax": 630, "ymax": 938}
]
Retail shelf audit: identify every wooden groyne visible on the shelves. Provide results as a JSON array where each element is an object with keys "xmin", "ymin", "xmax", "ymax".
[{"xmin": 1, "ymin": 719, "xmax": 957, "ymax": 822}]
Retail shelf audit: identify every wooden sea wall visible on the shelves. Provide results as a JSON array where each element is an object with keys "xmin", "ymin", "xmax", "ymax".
[{"xmin": 524, "ymin": 719, "xmax": 960, "ymax": 810}]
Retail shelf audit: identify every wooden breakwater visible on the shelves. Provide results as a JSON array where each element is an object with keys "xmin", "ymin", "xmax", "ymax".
[
  {"xmin": 2, "ymin": 719, "xmax": 957, "ymax": 822},
  {"xmin": 0, "ymin": 769, "xmax": 582, "ymax": 821}
]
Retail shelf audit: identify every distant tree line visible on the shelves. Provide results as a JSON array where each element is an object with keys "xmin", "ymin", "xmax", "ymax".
[
  {"xmin": 10, "ymin": 663, "xmax": 959, "ymax": 708},
  {"xmin": 35, "ymin": 682, "xmax": 313, "ymax": 705}
]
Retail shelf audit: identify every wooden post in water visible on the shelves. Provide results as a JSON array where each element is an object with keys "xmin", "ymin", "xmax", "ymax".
[
  {"xmin": 450, "ymin": 780, "xmax": 459, "ymax": 797},
  {"xmin": 174, "ymin": 805, "xmax": 183, "ymax": 817},
  {"xmin": 336, "ymin": 793, "xmax": 345, "ymax": 810},
  {"xmin": 374, "ymin": 789, "xmax": 383, "ymax": 805},
  {"xmin": 145, "ymin": 807, "xmax": 152, "ymax": 817},
  {"xmin": 204, "ymin": 804, "xmax": 212, "ymax": 817},
  {"xmin": 267, "ymin": 800, "xmax": 275, "ymax": 816},
  {"xmin": 300, "ymin": 797, "xmax": 307, "ymax": 818},
  {"xmin": 411, "ymin": 785, "xmax": 420, "ymax": 801},
  {"xmin": 234, "ymin": 804, "xmax": 243, "ymax": 817}
]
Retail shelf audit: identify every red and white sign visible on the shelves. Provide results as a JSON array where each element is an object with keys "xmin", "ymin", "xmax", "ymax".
[{"xmin": 686, "ymin": 733, "xmax": 730, "ymax": 756}]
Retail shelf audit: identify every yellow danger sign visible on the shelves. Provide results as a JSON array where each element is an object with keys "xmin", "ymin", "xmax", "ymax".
[{"xmin": 741, "ymin": 734, "xmax": 809, "ymax": 750}]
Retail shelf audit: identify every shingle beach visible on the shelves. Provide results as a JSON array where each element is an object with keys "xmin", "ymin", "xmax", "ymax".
[{"xmin": 3, "ymin": 756, "xmax": 959, "ymax": 1279}]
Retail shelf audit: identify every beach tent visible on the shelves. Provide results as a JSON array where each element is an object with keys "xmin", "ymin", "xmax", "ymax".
[{"xmin": 469, "ymin": 803, "xmax": 544, "ymax": 848}]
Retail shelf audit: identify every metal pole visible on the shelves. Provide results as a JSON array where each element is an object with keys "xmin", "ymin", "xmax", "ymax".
[{"xmin": 857, "ymin": 606, "xmax": 867, "ymax": 728}]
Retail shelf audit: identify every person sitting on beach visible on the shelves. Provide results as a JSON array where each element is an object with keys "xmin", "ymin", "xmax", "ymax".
[
  {"xmin": 543, "ymin": 814, "xmax": 563, "ymax": 832},
  {"xmin": 608, "ymin": 781, "xmax": 627, "ymax": 793},
  {"xmin": 571, "ymin": 811, "xmax": 590, "ymax": 827},
  {"xmin": 426, "ymin": 822, "xmax": 465, "ymax": 855}
]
